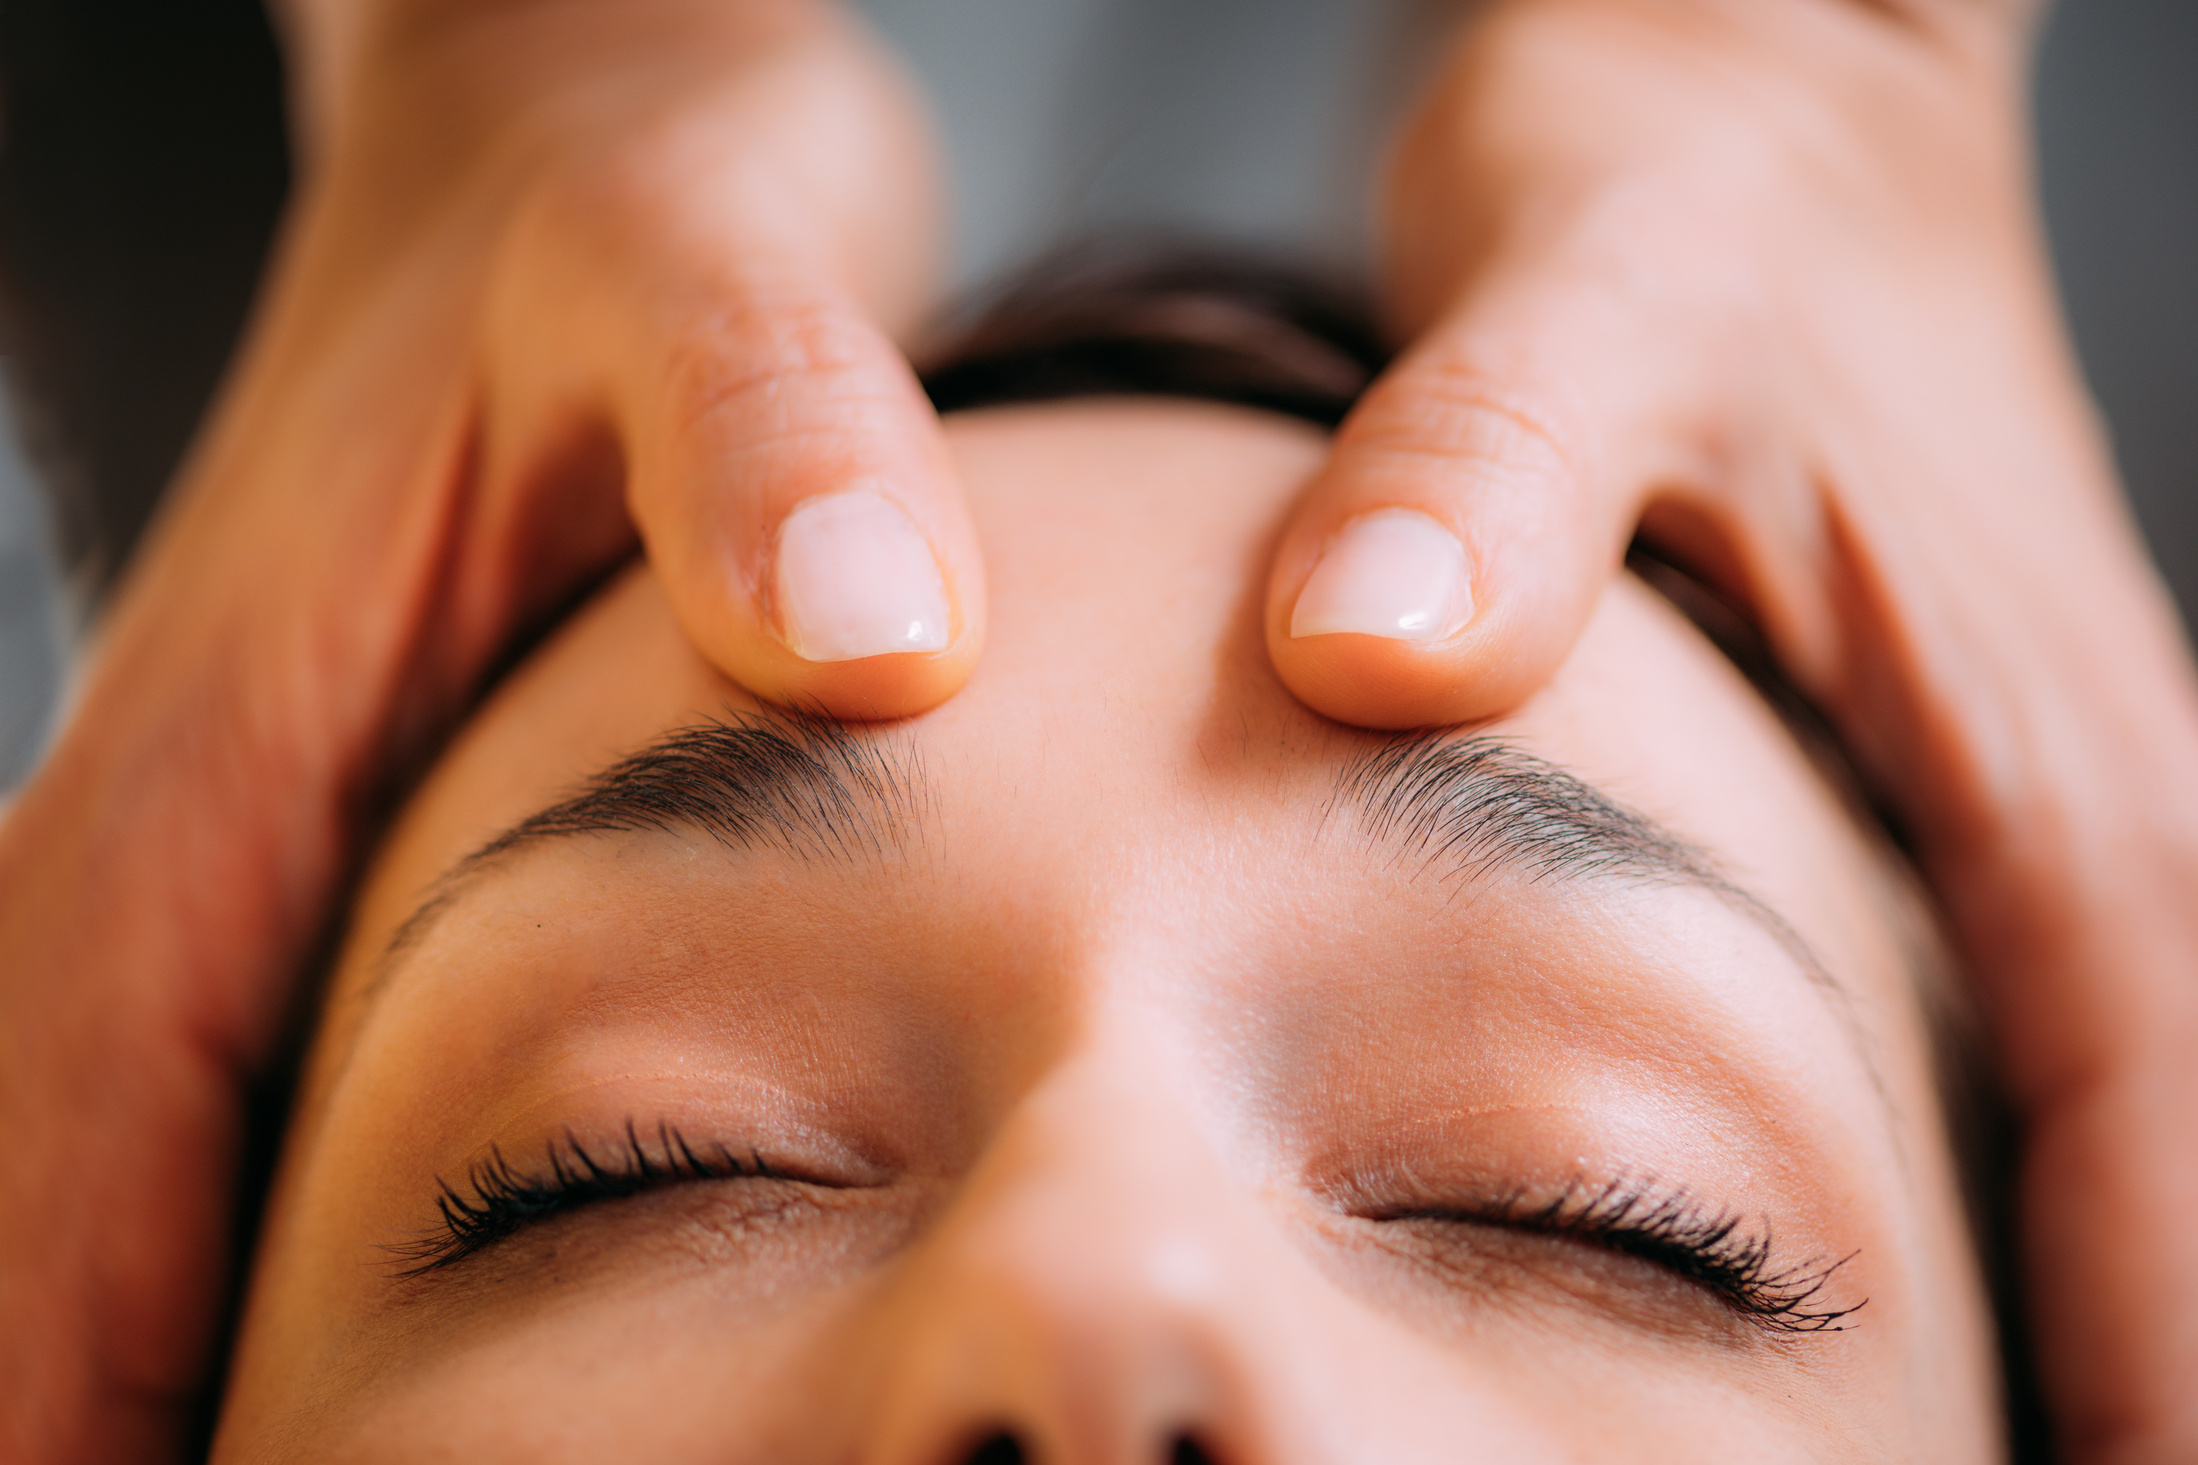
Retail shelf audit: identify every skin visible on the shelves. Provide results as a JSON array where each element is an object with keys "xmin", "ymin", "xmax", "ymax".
[
  {"xmin": 217, "ymin": 403, "xmax": 1997, "ymax": 1462},
  {"xmin": 7, "ymin": 0, "xmax": 2196, "ymax": 1460}
]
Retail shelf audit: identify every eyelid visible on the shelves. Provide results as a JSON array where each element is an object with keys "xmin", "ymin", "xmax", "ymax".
[
  {"xmin": 392, "ymin": 1119, "xmax": 868, "ymax": 1275},
  {"xmin": 1353, "ymin": 1176, "xmax": 1862, "ymax": 1337}
]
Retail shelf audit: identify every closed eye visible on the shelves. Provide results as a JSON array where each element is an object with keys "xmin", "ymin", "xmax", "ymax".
[
  {"xmin": 391, "ymin": 1120, "xmax": 846, "ymax": 1275},
  {"xmin": 1365, "ymin": 1176, "xmax": 1862, "ymax": 1336}
]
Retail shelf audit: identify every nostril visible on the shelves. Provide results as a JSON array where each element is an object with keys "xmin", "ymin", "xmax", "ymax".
[
  {"xmin": 963, "ymin": 1433, "xmax": 1027, "ymax": 1465},
  {"xmin": 954, "ymin": 1428, "xmax": 1212, "ymax": 1465}
]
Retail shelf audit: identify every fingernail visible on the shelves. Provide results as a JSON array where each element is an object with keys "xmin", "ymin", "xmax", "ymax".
[
  {"xmin": 773, "ymin": 489, "xmax": 951, "ymax": 661},
  {"xmin": 1289, "ymin": 508, "xmax": 1472, "ymax": 642}
]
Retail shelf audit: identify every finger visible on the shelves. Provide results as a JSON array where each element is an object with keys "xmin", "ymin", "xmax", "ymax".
[
  {"xmin": 624, "ymin": 266, "xmax": 981, "ymax": 720},
  {"xmin": 1266, "ymin": 277, "xmax": 1722, "ymax": 730},
  {"xmin": 480, "ymin": 28, "xmax": 977, "ymax": 722}
]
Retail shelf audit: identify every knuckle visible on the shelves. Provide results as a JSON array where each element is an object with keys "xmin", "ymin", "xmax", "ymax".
[
  {"xmin": 1344, "ymin": 354, "xmax": 1581, "ymax": 491},
  {"xmin": 653, "ymin": 285, "xmax": 895, "ymax": 455}
]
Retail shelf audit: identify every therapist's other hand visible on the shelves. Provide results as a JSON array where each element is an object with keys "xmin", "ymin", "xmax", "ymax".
[
  {"xmin": 1270, "ymin": 0, "xmax": 2066, "ymax": 731},
  {"xmin": 1273, "ymin": 3, "xmax": 2198, "ymax": 1461},
  {"xmin": 0, "ymin": 3, "xmax": 959, "ymax": 1460}
]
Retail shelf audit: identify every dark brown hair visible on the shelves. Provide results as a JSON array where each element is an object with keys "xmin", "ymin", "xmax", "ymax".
[{"xmin": 919, "ymin": 243, "xmax": 1389, "ymax": 430}]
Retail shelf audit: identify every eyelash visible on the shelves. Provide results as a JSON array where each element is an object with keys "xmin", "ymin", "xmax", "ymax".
[
  {"xmin": 392, "ymin": 1121, "xmax": 795, "ymax": 1276},
  {"xmin": 399, "ymin": 1136, "xmax": 1859, "ymax": 1337},
  {"xmin": 1371, "ymin": 1177, "xmax": 1863, "ymax": 1336}
]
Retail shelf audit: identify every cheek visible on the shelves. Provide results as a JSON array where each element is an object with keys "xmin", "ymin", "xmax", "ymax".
[{"xmin": 236, "ymin": 1285, "xmax": 855, "ymax": 1463}]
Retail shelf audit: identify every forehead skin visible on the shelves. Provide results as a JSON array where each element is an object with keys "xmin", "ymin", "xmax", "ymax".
[{"xmin": 222, "ymin": 401, "xmax": 1997, "ymax": 1462}]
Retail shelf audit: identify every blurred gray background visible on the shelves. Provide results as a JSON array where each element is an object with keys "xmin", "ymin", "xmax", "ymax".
[{"xmin": 1, "ymin": 0, "xmax": 2193, "ymax": 792}]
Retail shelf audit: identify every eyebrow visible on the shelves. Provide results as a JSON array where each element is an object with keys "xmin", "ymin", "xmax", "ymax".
[
  {"xmin": 1334, "ymin": 733, "xmax": 1723, "ymax": 888},
  {"xmin": 377, "ymin": 714, "xmax": 926, "ymax": 971},
  {"xmin": 1330, "ymin": 732, "xmax": 1845, "ymax": 999},
  {"xmin": 379, "ymin": 714, "xmax": 1836, "ymax": 1004}
]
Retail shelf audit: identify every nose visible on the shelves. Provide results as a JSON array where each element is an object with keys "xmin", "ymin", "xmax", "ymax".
[{"xmin": 850, "ymin": 1061, "xmax": 1342, "ymax": 1465}]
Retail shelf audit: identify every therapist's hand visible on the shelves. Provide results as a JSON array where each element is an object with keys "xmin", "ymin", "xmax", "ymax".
[
  {"xmin": 0, "ymin": 3, "xmax": 965, "ymax": 1459},
  {"xmin": 273, "ymin": 0, "xmax": 978, "ymax": 717},
  {"xmin": 1272, "ymin": 2, "xmax": 2198, "ymax": 1460}
]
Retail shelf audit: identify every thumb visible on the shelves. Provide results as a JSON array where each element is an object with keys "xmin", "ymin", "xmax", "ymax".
[
  {"xmin": 1265, "ymin": 278, "xmax": 1716, "ymax": 729},
  {"xmin": 475, "ymin": 19, "xmax": 980, "ymax": 723},
  {"xmin": 621, "ymin": 266, "xmax": 981, "ymax": 720}
]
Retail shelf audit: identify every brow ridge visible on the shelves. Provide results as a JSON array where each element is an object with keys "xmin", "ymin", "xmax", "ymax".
[
  {"xmin": 1329, "ymin": 732, "xmax": 1850, "ymax": 1008},
  {"xmin": 375, "ymin": 722, "xmax": 1845, "ymax": 1023},
  {"xmin": 377, "ymin": 712, "xmax": 924, "ymax": 974}
]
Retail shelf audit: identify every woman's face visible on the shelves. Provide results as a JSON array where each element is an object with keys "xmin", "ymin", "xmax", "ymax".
[{"xmin": 217, "ymin": 402, "xmax": 1998, "ymax": 1463}]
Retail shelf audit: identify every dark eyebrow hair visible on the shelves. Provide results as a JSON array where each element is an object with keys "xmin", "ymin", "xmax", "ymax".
[
  {"xmin": 378, "ymin": 713, "xmax": 925, "ymax": 970},
  {"xmin": 380, "ymin": 714, "xmax": 1838, "ymax": 1003},
  {"xmin": 1334, "ymin": 733, "xmax": 1721, "ymax": 888},
  {"xmin": 1332, "ymin": 731, "xmax": 1848, "ymax": 1005}
]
